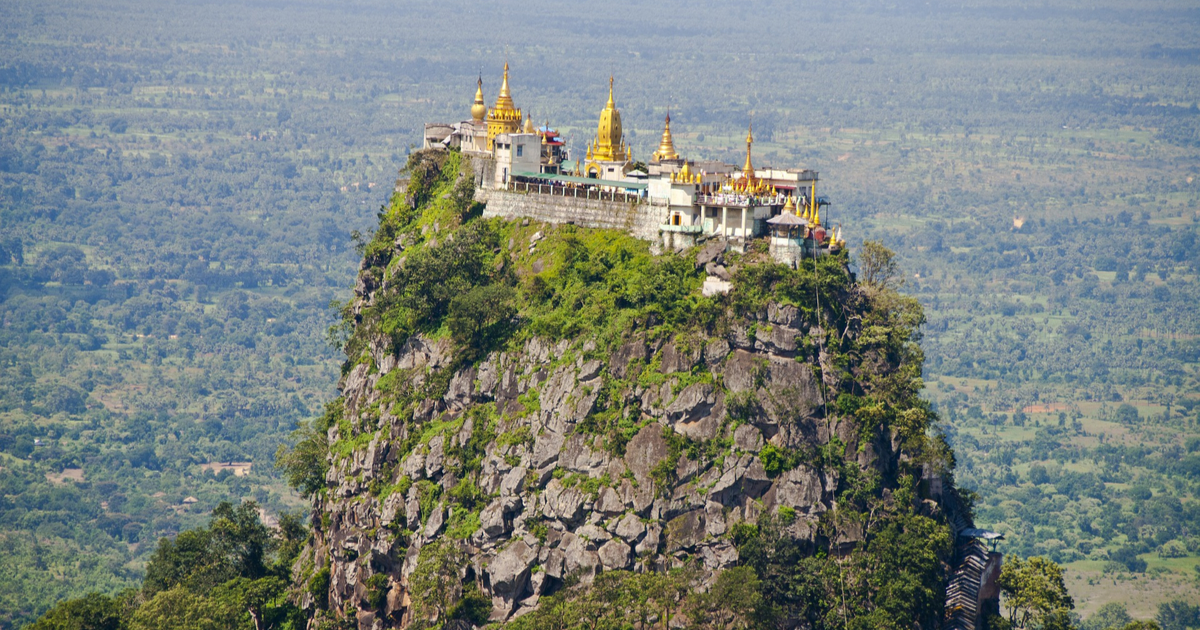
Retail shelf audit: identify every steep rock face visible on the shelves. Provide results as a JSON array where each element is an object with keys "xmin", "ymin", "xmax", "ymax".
[
  {"xmin": 292, "ymin": 151, "xmax": 948, "ymax": 630},
  {"xmin": 302, "ymin": 300, "xmax": 898, "ymax": 628}
]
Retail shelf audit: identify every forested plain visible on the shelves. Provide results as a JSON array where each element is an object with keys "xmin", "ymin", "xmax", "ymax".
[{"xmin": 1, "ymin": 0, "xmax": 1198, "ymax": 627}]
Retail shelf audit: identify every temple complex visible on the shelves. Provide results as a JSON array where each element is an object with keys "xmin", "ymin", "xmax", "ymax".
[{"xmin": 422, "ymin": 64, "xmax": 846, "ymax": 265}]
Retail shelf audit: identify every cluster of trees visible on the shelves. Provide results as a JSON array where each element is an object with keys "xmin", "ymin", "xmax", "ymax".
[{"xmin": 30, "ymin": 501, "xmax": 306, "ymax": 630}]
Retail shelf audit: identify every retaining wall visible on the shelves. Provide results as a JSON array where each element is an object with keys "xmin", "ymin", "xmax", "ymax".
[{"xmin": 482, "ymin": 189, "xmax": 668, "ymax": 241}]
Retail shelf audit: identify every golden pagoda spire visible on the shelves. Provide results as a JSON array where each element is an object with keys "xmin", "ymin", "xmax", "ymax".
[
  {"xmin": 523, "ymin": 113, "xmax": 534, "ymax": 133},
  {"xmin": 471, "ymin": 75, "xmax": 486, "ymax": 122},
  {"xmin": 485, "ymin": 62, "xmax": 522, "ymax": 150},
  {"xmin": 494, "ymin": 61, "xmax": 515, "ymax": 112},
  {"xmin": 651, "ymin": 109, "xmax": 679, "ymax": 162},
  {"xmin": 742, "ymin": 121, "xmax": 755, "ymax": 181},
  {"xmin": 783, "ymin": 195, "xmax": 796, "ymax": 214},
  {"xmin": 589, "ymin": 75, "xmax": 627, "ymax": 163}
]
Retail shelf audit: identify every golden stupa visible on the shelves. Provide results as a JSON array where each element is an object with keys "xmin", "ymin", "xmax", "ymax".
[
  {"xmin": 485, "ymin": 62, "xmax": 522, "ymax": 150},
  {"xmin": 470, "ymin": 76, "xmax": 486, "ymax": 122},
  {"xmin": 589, "ymin": 76, "xmax": 628, "ymax": 163},
  {"xmin": 651, "ymin": 110, "xmax": 680, "ymax": 162}
]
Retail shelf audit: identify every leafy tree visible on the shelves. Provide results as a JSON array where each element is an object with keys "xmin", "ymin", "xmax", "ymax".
[
  {"xmin": 1115, "ymin": 403, "xmax": 1140, "ymax": 424},
  {"xmin": 998, "ymin": 556, "xmax": 1074, "ymax": 630},
  {"xmin": 1084, "ymin": 602, "xmax": 1133, "ymax": 630},
  {"xmin": 857, "ymin": 240, "xmax": 904, "ymax": 291},
  {"xmin": 127, "ymin": 585, "xmax": 240, "ymax": 630},
  {"xmin": 275, "ymin": 420, "xmax": 329, "ymax": 499},
  {"xmin": 1157, "ymin": 600, "xmax": 1200, "ymax": 630},
  {"xmin": 142, "ymin": 528, "xmax": 218, "ymax": 596},
  {"xmin": 28, "ymin": 591, "xmax": 137, "ymax": 630},
  {"xmin": 447, "ymin": 583, "xmax": 492, "ymax": 626},
  {"xmin": 1118, "ymin": 623, "xmax": 1162, "ymax": 630},
  {"xmin": 408, "ymin": 540, "xmax": 468, "ymax": 624},
  {"xmin": 685, "ymin": 566, "xmax": 763, "ymax": 630},
  {"xmin": 208, "ymin": 501, "xmax": 276, "ymax": 582},
  {"xmin": 143, "ymin": 501, "xmax": 281, "ymax": 596},
  {"xmin": 446, "ymin": 283, "xmax": 517, "ymax": 359}
]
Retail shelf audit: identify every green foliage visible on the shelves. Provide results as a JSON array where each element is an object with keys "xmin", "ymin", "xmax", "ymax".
[
  {"xmin": 30, "ymin": 506, "xmax": 303, "ymax": 630},
  {"xmin": 309, "ymin": 565, "xmax": 332, "ymax": 610},
  {"xmin": 376, "ymin": 476, "xmax": 412, "ymax": 503},
  {"xmin": 447, "ymin": 283, "xmax": 518, "ymax": 360},
  {"xmin": 759, "ymin": 443, "xmax": 803, "ymax": 477},
  {"xmin": 414, "ymin": 480, "xmax": 442, "ymax": 525},
  {"xmin": 1083, "ymin": 602, "xmax": 1133, "ymax": 630},
  {"xmin": 447, "ymin": 583, "xmax": 492, "ymax": 626},
  {"xmin": 686, "ymin": 566, "xmax": 765, "ymax": 630},
  {"xmin": 857, "ymin": 240, "xmax": 904, "ymax": 291},
  {"xmin": 6, "ymin": 1, "xmax": 1200, "ymax": 621},
  {"xmin": 1157, "ymin": 599, "xmax": 1200, "ymax": 630},
  {"xmin": 28, "ymin": 591, "xmax": 138, "ymax": 630},
  {"xmin": 728, "ymin": 252, "xmax": 852, "ymax": 321},
  {"xmin": 733, "ymin": 500, "xmax": 952, "ymax": 630},
  {"xmin": 275, "ymin": 419, "xmax": 330, "ymax": 499},
  {"xmin": 407, "ymin": 540, "xmax": 468, "ymax": 625},
  {"xmin": 143, "ymin": 501, "xmax": 278, "ymax": 596},
  {"xmin": 363, "ymin": 574, "xmax": 389, "ymax": 610},
  {"xmin": 517, "ymin": 228, "xmax": 711, "ymax": 343},
  {"xmin": 369, "ymin": 219, "xmax": 508, "ymax": 353},
  {"xmin": 496, "ymin": 425, "xmax": 533, "ymax": 449},
  {"xmin": 503, "ymin": 568, "xmax": 700, "ymax": 630},
  {"xmin": 1115, "ymin": 403, "xmax": 1141, "ymax": 424},
  {"xmin": 444, "ymin": 506, "xmax": 482, "ymax": 540},
  {"xmin": 998, "ymin": 556, "xmax": 1075, "ymax": 630}
]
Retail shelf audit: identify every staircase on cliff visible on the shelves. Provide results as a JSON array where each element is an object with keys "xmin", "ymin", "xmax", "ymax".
[{"xmin": 942, "ymin": 499, "xmax": 1001, "ymax": 630}]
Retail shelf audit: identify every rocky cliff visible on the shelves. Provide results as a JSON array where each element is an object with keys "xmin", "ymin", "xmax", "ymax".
[{"xmin": 289, "ymin": 150, "xmax": 960, "ymax": 630}]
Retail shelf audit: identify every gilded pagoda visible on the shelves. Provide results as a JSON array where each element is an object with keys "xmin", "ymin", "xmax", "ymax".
[{"xmin": 420, "ymin": 62, "xmax": 844, "ymax": 265}]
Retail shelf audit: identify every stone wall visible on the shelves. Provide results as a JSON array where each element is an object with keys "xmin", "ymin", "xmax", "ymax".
[{"xmin": 482, "ymin": 189, "xmax": 668, "ymax": 241}]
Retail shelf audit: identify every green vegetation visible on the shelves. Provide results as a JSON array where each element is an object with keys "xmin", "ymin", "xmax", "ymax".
[
  {"xmin": 29, "ymin": 502, "xmax": 306, "ymax": 630},
  {"xmin": 286, "ymin": 142, "xmax": 956, "ymax": 629},
  {"xmin": 503, "ymin": 567, "xmax": 761, "ymax": 630},
  {"xmin": 3, "ymin": 0, "xmax": 1199, "ymax": 624}
]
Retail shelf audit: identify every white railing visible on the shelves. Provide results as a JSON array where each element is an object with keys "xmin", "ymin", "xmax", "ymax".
[{"xmin": 507, "ymin": 180, "xmax": 644, "ymax": 204}]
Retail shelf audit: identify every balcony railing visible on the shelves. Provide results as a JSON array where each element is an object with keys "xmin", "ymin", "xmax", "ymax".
[
  {"xmin": 506, "ymin": 180, "xmax": 644, "ymax": 204},
  {"xmin": 696, "ymin": 193, "xmax": 790, "ymax": 207},
  {"xmin": 659, "ymin": 223, "xmax": 704, "ymax": 234}
]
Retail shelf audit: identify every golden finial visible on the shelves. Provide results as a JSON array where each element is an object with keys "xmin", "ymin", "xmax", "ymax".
[
  {"xmin": 523, "ymin": 113, "xmax": 534, "ymax": 134},
  {"xmin": 742, "ymin": 120, "xmax": 755, "ymax": 182},
  {"xmin": 607, "ymin": 75, "xmax": 615, "ymax": 109},
  {"xmin": 471, "ymin": 75, "xmax": 486, "ymax": 122},
  {"xmin": 783, "ymin": 195, "xmax": 795, "ymax": 214}
]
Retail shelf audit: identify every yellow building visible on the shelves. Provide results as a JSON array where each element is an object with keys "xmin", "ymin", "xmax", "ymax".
[
  {"xmin": 583, "ymin": 77, "xmax": 632, "ymax": 179},
  {"xmin": 486, "ymin": 62, "xmax": 523, "ymax": 150}
]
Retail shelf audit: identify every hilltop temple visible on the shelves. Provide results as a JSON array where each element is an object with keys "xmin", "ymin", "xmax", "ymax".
[{"xmin": 422, "ymin": 64, "xmax": 846, "ymax": 265}]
